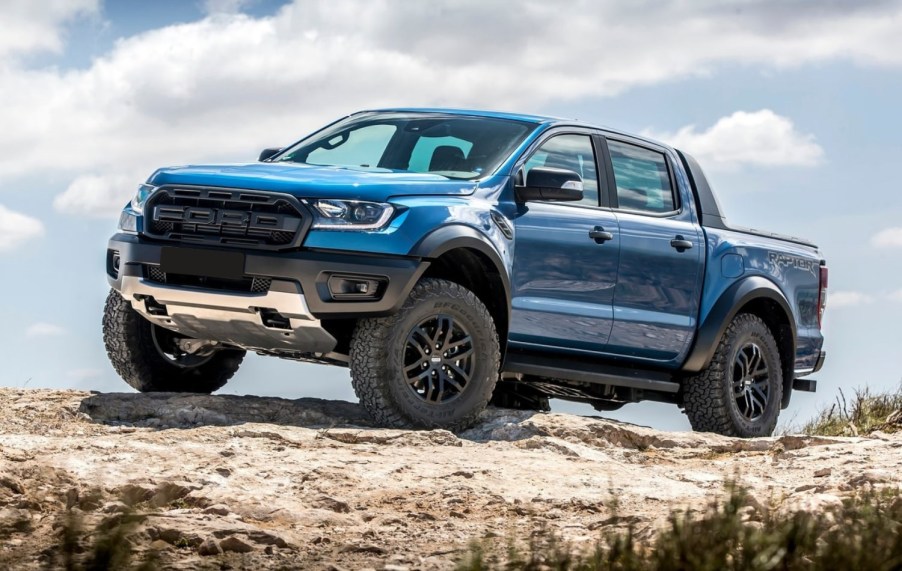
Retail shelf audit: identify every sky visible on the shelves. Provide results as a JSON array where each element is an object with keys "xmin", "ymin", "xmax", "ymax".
[{"xmin": 1, "ymin": 0, "xmax": 901, "ymax": 432}]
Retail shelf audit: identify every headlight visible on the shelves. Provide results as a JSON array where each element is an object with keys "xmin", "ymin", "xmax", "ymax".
[
  {"xmin": 130, "ymin": 183, "xmax": 156, "ymax": 214},
  {"xmin": 308, "ymin": 199, "xmax": 394, "ymax": 230}
]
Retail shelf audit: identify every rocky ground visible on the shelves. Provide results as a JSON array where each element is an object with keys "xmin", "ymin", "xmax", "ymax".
[{"xmin": 0, "ymin": 388, "xmax": 900, "ymax": 570}]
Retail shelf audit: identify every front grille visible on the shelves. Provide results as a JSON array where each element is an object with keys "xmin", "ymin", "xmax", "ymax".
[
  {"xmin": 144, "ymin": 265, "xmax": 271, "ymax": 294},
  {"xmin": 143, "ymin": 187, "xmax": 310, "ymax": 250}
]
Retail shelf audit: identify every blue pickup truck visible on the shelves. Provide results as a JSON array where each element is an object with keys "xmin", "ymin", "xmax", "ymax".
[{"xmin": 102, "ymin": 108, "xmax": 827, "ymax": 437}]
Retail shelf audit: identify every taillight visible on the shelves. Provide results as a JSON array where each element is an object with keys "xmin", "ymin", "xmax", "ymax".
[{"xmin": 817, "ymin": 265, "xmax": 828, "ymax": 328}]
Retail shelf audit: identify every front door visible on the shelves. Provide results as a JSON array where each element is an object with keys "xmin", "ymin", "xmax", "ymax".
[
  {"xmin": 509, "ymin": 133, "xmax": 621, "ymax": 353},
  {"xmin": 603, "ymin": 138, "xmax": 705, "ymax": 364}
]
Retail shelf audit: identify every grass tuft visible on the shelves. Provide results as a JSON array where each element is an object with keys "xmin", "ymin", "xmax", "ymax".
[
  {"xmin": 55, "ymin": 510, "xmax": 159, "ymax": 571},
  {"xmin": 802, "ymin": 385, "xmax": 902, "ymax": 437},
  {"xmin": 456, "ymin": 483, "xmax": 902, "ymax": 571}
]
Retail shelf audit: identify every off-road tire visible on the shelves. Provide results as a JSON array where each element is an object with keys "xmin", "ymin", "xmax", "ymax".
[
  {"xmin": 682, "ymin": 313, "xmax": 783, "ymax": 437},
  {"xmin": 102, "ymin": 289, "xmax": 245, "ymax": 393},
  {"xmin": 349, "ymin": 278, "xmax": 500, "ymax": 431}
]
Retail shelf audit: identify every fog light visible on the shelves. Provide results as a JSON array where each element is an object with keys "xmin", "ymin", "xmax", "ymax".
[
  {"xmin": 327, "ymin": 275, "xmax": 385, "ymax": 300},
  {"xmin": 107, "ymin": 249, "xmax": 121, "ymax": 279}
]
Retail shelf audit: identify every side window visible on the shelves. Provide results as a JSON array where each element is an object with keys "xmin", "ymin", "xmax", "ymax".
[
  {"xmin": 524, "ymin": 134, "xmax": 599, "ymax": 207},
  {"xmin": 306, "ymin": 124, "xmax": 397, "ymax": 168},
  {"xmin": 608, "ymin": 140, "xmax": 676, "ymax": 213}
]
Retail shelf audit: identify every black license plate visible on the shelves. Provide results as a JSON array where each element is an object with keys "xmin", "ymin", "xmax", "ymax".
[{"xmin": 160, "ymin": 247, "xmax": 245, "ymax": 280}]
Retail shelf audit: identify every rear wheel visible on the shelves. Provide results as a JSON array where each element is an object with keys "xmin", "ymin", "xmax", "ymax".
[
  {"xmin": 102, "ymin": 290, "xmax": 245, "ymax": 393},
  {"xmin": 682, "ymin": 313, "xmax": 783, "ymax": 437},
  {"xmin": 349, "ymin": 278, "xmax": 500, "ymax": 431}
]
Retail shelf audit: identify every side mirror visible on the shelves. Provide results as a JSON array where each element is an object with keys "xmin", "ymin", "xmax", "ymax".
[
  {"xmin": 516, "ymin": 167, "xmax": 584, "ymax": 202},
  {"xmin": 258, "ymin": 147, "xmax": 283, "ymax": 162}
]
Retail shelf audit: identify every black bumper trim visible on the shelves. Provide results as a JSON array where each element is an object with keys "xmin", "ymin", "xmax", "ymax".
[
  {"xmin": 107, "ymin": 233, "xmax": 429, "ymax": 318},
  {"xmin": 812, "ymin": 350, "xmax": 826, "ymax": 374}
]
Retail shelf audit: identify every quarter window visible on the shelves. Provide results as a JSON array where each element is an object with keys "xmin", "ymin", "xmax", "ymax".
[
  {"xmin": 608, "ymin": 140, "xmax": 676, "ymax": 213},
  {"xmin": 524, "ymin": 134, "xmax": 599, "ymax": 207}
]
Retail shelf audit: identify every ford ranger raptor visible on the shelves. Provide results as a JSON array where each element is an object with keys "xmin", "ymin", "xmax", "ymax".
[{"xmin": 102, "ymin": 109, "xmax": 827, "ymax": 437}]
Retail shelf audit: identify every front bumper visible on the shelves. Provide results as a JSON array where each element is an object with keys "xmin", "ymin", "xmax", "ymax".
[{"xmin": 107, "ymin": 233, "xmax": 428, "ymax": 354}]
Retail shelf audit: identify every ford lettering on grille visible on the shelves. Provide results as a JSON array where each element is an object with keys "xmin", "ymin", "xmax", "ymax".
[
  {"xmin": 154, "ymin": 205, "xmax": 296, "ymax": 233},
  {"xmin": 143, "ymin": 187, "xmax": 309, "ymax": 250}
]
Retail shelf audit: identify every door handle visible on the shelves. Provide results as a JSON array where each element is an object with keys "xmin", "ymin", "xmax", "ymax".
[
  {"xmin": 588, "ymin": 226, "xmax": 614, "ymax": 244},
  {"xmin": 670, "ymin": 235, "xmax": 693, "ymax": 252}
]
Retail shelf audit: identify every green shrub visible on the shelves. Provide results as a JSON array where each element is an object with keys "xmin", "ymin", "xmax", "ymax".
[{"xmin": 457, "ymin": 484, "xmax": 902, "ymax": 571}]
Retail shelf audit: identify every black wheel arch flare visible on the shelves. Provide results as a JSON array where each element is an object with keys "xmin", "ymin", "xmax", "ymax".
[
  {"xmin": 409, "ymin": 225, "xmax": 512, "ymax": 358},
  {"xmin": 682, "ymin": 276, "xmax": 797, "ymax": 407}
]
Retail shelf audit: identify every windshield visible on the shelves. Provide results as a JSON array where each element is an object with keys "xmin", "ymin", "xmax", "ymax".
[{"xmin": 274, "ymin": 112, "xmax": 535, "ymax": 180}]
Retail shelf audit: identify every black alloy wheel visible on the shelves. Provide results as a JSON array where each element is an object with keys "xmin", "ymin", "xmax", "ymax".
[
  {"xmin": 403, "ymin": 314, "xmax": 475, "ymax": 404},
  {"xmin": 682, "ymin": 313, "xmax": 783, "ymax": 437},
  {"xmin": 732, "ymin": 341, "xmax": 770, "ymax": 422},
  {"xmin": 349, "ymin": 278, "xmax": 500, "ymax": 431}
]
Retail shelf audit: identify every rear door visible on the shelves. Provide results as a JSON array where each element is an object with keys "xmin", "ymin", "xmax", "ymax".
[
  {"xmin": 509, "ymin": 131, "xmax": 621, "ymax": 354},
  {"xmin": 601, "ymin": 136, "xmax": 704, "ymax": 364}
]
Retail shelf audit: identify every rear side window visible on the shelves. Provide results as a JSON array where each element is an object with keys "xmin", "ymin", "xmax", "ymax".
[
  {"xmin": 524, "ymin": 134, "xmax": 599, "ymax": 207},
  {"xmin": 608, "ymin": 140, "xmax": 676, "ymax": 213}
]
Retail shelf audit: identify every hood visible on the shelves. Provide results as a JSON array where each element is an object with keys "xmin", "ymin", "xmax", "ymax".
[{"xmin": 147, "ymin": 162, "xmax": 479, "ymax": 201}]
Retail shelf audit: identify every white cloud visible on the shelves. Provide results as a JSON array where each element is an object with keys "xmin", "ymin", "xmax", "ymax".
[
  {"xmin": 871, "ymin": 227, "xmax": 902, "ymax": 248},
  {"xmin": 643, "ymin": 110, "xmax": 824, "ymax": 169},
  {"xmin": 889, "ymin": 290, "xmax": 902, "ymax": 303},
  {"xmin": 25, "ymin": 322, "xmax": 67, "ymax": 337},
  {"xmin": 204, "ymin": 0, "xmax": 253, "ymax": 14},
  {"xmin": 828, "ymin": 291, "xmax": 874, "ymax": 309},
  {"xmin": 0, "ymin": 1, "xmax": 900, "ymax": 214},
  {"xmin": 54, "ymin": 173, "xmax": 140, "ymax": 218},
  {"xmin": 0, "ymin": 204, "xmax": 44, "ymax": 252},
  {"xmin": 0, "ymin": 0, "xmax": 98, "ymax": 59}
]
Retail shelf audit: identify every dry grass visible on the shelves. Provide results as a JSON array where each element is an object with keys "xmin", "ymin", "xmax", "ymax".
[
  {"xmin": 801, "ymin": 385, "xmax": 902, "ymax": 437},
  {"xmin": 456, "ymin": 484, "xmax": 902, "ymax": 571}
]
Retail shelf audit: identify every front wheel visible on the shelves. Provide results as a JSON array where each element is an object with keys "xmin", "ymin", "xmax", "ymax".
[
  {"xmin": 682, "ymin": 313, "xmax": 783, "ymax": 437},
  {"xmin": 349, "ymin": 279, "xmax": 500, "ymax": 432},
  {"xmin": 102, "ymin": 290, "xmax": 245, "ymax": 393}
]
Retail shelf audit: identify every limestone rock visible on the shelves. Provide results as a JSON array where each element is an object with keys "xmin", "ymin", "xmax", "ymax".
[{"xmin": 0, "ymin": 387, "xmax": 898, "ymax": 570}]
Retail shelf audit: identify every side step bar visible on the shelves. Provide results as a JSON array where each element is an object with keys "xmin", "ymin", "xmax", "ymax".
[{"xmin": 503, "ymin": 351, "xmax": 681, "ymax": 394}]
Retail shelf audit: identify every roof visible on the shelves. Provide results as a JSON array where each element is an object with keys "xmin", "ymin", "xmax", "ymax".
[
  {"xmin": 362, "ymin": 107, "xmax": 671, "ymax": 150},
  {"xmin": 365, "ymin": 107, "xmax": 564, "ymax": 124}
]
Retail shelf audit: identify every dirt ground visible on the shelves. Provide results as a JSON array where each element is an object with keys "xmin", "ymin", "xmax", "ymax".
[{"xmin": 1, "ymin": 388, "xmax": 899, "ymax": 569}]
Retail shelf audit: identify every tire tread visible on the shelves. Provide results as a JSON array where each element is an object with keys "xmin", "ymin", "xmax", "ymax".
[
  {"xmin": 682, "ymin": 313, "xmax": 783, "ymax": 437},
  {"xmin": 102, "ymin": 290, "xmax": 244, "ymax": 393},
  {"xmin": 349, "ymin": 278, "xmax": 499, "ymax": 432}
]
